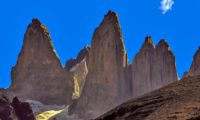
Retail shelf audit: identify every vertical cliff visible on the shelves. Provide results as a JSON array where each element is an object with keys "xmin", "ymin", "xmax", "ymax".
[
  {"xmin": 69, "ymin": 11, "xmax": 130, "ymax": 119},
  {"xmin": 132, "ymin": 37, "xmax": 178, "ymax": 98},
  {"xmin": 9, "ymin": 19, "xmax": 73, "ymax": 105}
]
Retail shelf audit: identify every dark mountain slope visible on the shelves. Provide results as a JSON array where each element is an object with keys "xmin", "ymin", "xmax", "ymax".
[{"xmin": 96, "ymin": 75, "xmax": 200, "ymax": 120}]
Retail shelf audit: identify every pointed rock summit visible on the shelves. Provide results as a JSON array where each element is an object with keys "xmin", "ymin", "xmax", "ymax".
[
  {"xmin": 185, "ymin": 47, "xmax": 200, "ymax": 77},
  {"xmin": 141, "ymin": 36, "xmax": 154, "ymax": 50},
  {"xmin": 69, "ymin": 11, "xmax": 130, "ymax": 119},
  {"xmin": 9, "ymin": 19, "xmax": 74, "ymax": 105},
  {"xmin": 132, "ymin": 37, "xmax": 178, "ymax": 97}
]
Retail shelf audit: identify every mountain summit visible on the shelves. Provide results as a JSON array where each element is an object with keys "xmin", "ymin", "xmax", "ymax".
[
  {"xmin": 132, "ymin": 37, "xmax": 178, "ymax": 98},
  {"xmin": 69, "ymin": 10, "xmax": 130, "ymax": 119},
  {"xmin": 9, "ymin": 19, "xmax": 74, "ymax": 105}
]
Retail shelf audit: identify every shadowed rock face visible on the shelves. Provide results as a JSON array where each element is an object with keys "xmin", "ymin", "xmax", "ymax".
[
  {"xmin": 0, "ymin": 95, "xmax": 17, "ymax": 120},
  {"xmin": 0, "ymin": 95, "xmax": 35, "ymax": 120},
  {"xmin": 184, "ymin": 47, "xmax": 200, "ymax": 77},
  {"xmin": 69, "ymin": 11, "xmax": 130, "ymax": 119},
  {"xmin": 132, "ymin": 37, "xmax": 178, "ymax": 98},
  {"xmin": 65, "ymin": 46, "xmax": 90, "ymax": 99},
  {"xmin": 96, "ymin": 76, "xmax": 200, "ymax": 120},
  {"xmin": 11, "ymin": 97, "xmax": 35, "ymax": 120},
  {"xmin": 9, "ymin": 19, "xmax": 74, "ymax": 105}
]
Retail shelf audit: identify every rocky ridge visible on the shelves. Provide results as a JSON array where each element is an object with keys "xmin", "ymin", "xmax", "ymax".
[
  {"xmin": 1, "ymin": 10, "xmax": 199, "ymax": 120},
  {"xmin": 132, "ymin": 37, "xmax": 178, "ymax": 98}
]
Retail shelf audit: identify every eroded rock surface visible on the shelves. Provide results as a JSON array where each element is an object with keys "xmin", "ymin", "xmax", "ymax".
[
  {"xmin": 69, "ymin": 11, "xmax": 130, "ymax": 119},
  {"xmin": 9, "ymin": 19, "xmax": 74, "ymax": 105},
  {"xmin": 96, "ymin": 76, "xmax": 200, "ymax": 120},
  {"xmin": 132, "ymin": 37, "xmax": 178, "ymax": 98}
]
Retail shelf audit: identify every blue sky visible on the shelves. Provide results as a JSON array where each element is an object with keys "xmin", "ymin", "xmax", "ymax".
[{"xmin": 0, "ymin": 0, "xmax": 200, "ymax": 88}]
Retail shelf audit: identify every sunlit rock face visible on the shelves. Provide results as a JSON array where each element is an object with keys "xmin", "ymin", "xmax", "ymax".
[
  {"xmin": 132, "ymin": 37, "xmax": 178, "ymax": 98},
  {"xmin": 184, "ymin": 47, "xmax": 200, "ymax": 77},
  {"xmin": 69, "ymin": 11, "xmax": 131, "ymax": 119},
  {"xmin": 65, "ymin": 46, "xmax": 90, "ymax": 99},
  {"xmin": 9, "ymin": 19, "xmax": 74, "ymax": 105}
]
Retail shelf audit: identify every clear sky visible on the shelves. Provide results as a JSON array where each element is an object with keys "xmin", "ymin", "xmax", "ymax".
[{"xmin": 0, "ymin": 0, "xmax": 200, "ymax": 88}]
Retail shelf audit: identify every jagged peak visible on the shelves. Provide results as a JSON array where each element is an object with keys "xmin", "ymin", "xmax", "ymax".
[
  {"xmin": 194, "ymin": 47, "xmax": 200, "ymax": 60},
  {"xmin": 31, "ymin": 18, "xmax": 41, "ymax": 26},
  {"xmin": 65, "ymin": 46, "xmax": 90, "ymax": 71},
  {"xmin": 13, "ymin": 18, "xmax": 62, "ymax": 70},
  {"xmin": 93, "ymin": 10, "xmax": 120, "ymax": 32},
  {"xmin": 84, "ymin": 45, "xmax": 91, "ymax": 51},
  {"xmin": 92, "ymin": 10, "xmax": 121, "ymax": 42},
  {"xmin": 25, "ymin": 18, "xmax": 56, "ymax": 52},
  {"xmin": 141, "ymin": 36, "xmax": 154, "ymax": 49},
  {"xmin": 92, "ymin": 11, "xmax": 126, "ymax": 54},
  {"xmin": 156, "ymin": 39, "xmax": 175, "ymax": 59},
  {"xmin": 77, "ymin": 46, "xmax": 90, "ymax": 60},
  {"xmin": 156, "ymin": 39, "xmax": 170, "ymax": 50},
  {"xmin": 104, "ymin": 10, "xmax": 119, "ymax": 23},
  {"xmin": 27, "ymin": 18, "xmax": 49, "ymax": 34}
]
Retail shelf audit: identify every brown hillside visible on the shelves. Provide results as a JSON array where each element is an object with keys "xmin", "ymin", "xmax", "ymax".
[{"xmin": 96, "ymin": 76, "xmax": 200, "ymax": 120}]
